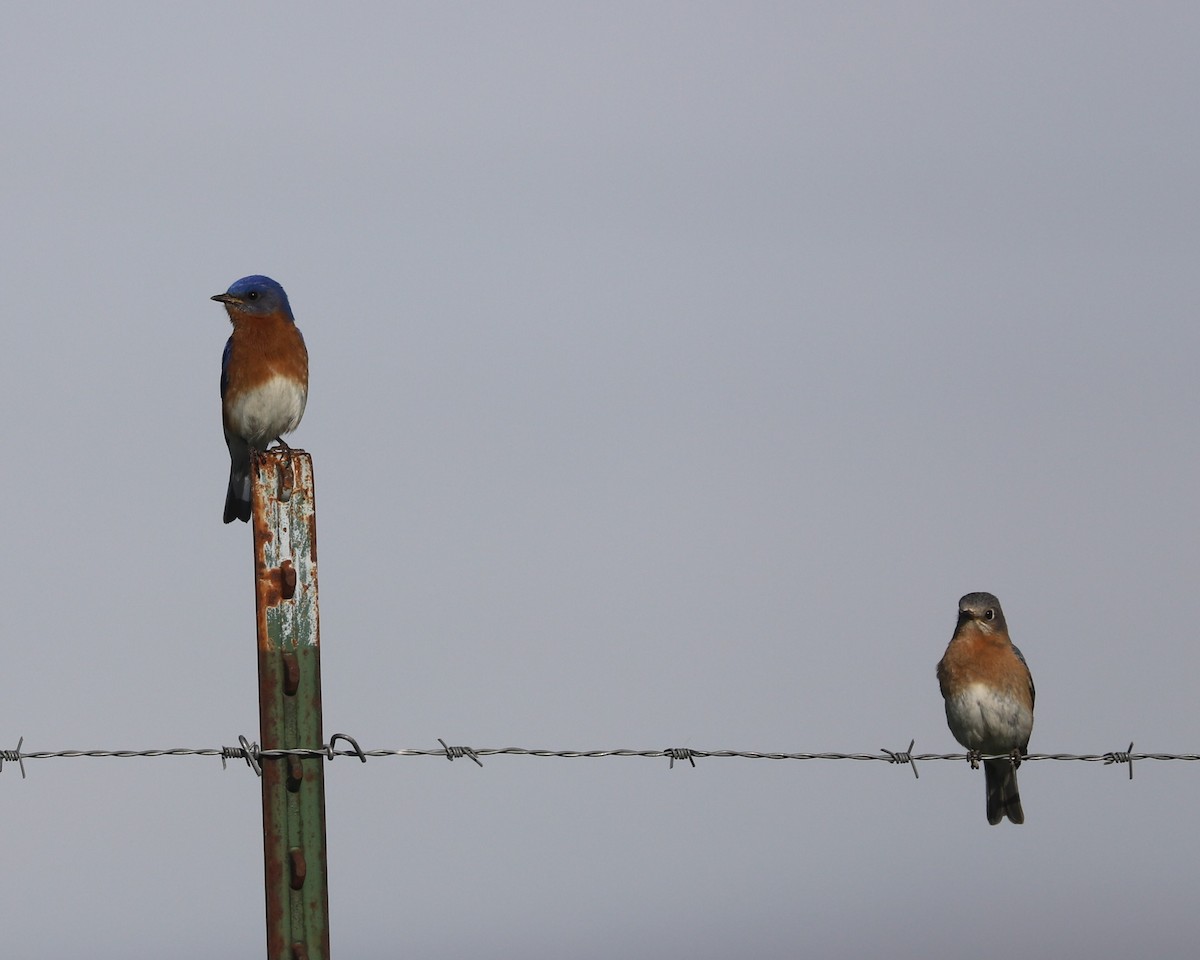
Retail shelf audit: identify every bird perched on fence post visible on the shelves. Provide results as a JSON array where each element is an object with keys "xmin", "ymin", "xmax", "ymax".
[
  {"xmin": 936, "ymin": 592, "xmax": 1035, "ymax": 825},
  {"xmin": 213, "ymin": 275, "xmax": 308, "ymax": 524}
]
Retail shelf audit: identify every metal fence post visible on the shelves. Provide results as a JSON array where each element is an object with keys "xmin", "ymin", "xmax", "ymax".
[{"xmin": 251, "ymin": 448, "xmax": 329, "ymax": 960}]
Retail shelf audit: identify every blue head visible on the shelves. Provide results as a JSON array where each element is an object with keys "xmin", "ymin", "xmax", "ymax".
[{"xmin": 211, "ymin": 275, "xmax": 294, "ymax": 320}]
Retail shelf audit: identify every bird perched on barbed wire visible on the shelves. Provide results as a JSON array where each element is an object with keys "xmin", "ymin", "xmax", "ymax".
[
  {"xmin": 936, "ymin": 591, "xmax": 1035, "ymax": 824},
  {"xmin": 212, "ymin": 275, "xmax": 308, "ymax": 523}
]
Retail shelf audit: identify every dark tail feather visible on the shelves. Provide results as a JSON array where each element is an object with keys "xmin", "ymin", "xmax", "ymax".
[
  {"xmin": 224, "ymin": 465, "xmax": 252, "ymax": 523},
  {"xmin": 984, "ymin": 758, "xmax": 1024, "ymax": 825}
]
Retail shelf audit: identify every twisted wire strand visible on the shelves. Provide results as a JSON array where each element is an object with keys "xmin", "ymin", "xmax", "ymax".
[{"xmin": 3, "ymin": 734, "xmax": 1195, "ymax": 780}]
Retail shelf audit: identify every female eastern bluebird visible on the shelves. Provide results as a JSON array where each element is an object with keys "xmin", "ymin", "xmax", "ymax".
[
  {"xmin": 213, "ymin": 275, "xmax": 308, "ymax": 524},
  {"xmin": 936, "ymin": 592, "xmax": 1035, "ymax": 825}
]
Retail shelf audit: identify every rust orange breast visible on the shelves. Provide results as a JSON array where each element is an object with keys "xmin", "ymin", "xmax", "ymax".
[
  {"xmin": 225, "ymin": 316, "xmax": 308, "ymax": 397},
  {"xmin": 937, "ymin": 629, "xmax": 1032, "ymax": 705}
]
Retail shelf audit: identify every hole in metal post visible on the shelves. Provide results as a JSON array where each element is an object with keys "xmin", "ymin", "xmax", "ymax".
[
  {"xmin": 289, "ymin": 847, "xmax": 307, "ymax": 889},
  {"xmin": 282, "ymin": 650, "xmax": 300, "ymax": 695},
  {"xmin": 280, "ymin": 560, "xmax": 297, "ymax": 600},
  {"xmin": 287, "ymin": 755, "xmax": 304, "ymax": 791}
]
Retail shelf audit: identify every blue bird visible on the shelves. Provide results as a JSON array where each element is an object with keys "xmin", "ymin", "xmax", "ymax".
[{"xmin": 212, "ymin": 276, "xmax": 308, "ymax": 523}]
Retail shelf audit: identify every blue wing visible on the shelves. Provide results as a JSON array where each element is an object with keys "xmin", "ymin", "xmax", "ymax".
[
  {"xmin": 220, "ymin": 337, "xmax": 232, "ymax": 400},
  {"xmin": 1011, "ymin": 642, "xmax": 1035, "ymax": 709}
]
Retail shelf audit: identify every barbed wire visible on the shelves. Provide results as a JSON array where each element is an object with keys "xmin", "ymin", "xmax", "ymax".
[{"xmin": 3, "ymin": 734, "xmax": 1196, "ymax": 781}]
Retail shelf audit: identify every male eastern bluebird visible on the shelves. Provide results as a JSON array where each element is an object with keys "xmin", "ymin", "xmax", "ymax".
[
  {"xmin": 936, "ymin": 592, "xmax": 1035, "ymax": 825},
  {"xmin": 213, "ymin": 275, "xmax": 308, "ymax": 524}
]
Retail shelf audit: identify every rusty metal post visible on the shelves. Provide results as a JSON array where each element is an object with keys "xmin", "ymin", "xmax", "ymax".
[{"xmin": 251, "ymin": 448, "xmax": 329, "ymax": 960}]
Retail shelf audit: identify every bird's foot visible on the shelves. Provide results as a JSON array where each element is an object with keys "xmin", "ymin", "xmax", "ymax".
[{"xmin": 966, "ymin": 749, "xmax": 982, "ymax": 770}]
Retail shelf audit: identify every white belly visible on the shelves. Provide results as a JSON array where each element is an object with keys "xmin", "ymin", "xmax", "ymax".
[
  {"xmin": 227, "ymin": 375, "xmax": 307, "ymax": 447},
  {"xmin": 944, "ymin": 682, "xmax": 1033, "ymax": 753}
]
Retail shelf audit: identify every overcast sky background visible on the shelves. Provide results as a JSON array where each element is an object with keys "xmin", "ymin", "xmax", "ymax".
[{"xmin": 2, "ymin": 4, "xmax": 1199, "ymax": 958}]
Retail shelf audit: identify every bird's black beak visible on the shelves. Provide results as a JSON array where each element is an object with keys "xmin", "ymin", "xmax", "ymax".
[{"xmin": 211, "ymin": 293, "xmax": 239, "ymax": 304}]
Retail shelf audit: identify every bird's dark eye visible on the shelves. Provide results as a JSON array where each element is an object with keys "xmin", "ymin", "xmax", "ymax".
[
  {"xmin": 247, "ymin": 290, "xmax": 259, "ymax": 301},
  {"xmin": 984, "ymin": 609, "xmax": 995, "ymax": 621}
]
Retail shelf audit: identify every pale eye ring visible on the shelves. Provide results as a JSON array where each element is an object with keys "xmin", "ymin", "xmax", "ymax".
[{"xmin": 984, "ymin": 609, "xmax": 995, "ymax": 621}]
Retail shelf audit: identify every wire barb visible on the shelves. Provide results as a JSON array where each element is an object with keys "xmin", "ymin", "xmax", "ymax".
[
  {"xmin": 665, "ymin": 747, "xmax": 696, "ymax": 769},
  {"xmin": 328, "ymin": 733, "xmax": 367, "ymax": 763},
  {"xmin": 1103, "ymin": 742, "xmax": 1136, "ymax": 780},
  {"xmin": 881, "ymin": 739, "xmax": 919, "ymax": 779},
  {"xmin": 0, "ymin": 736, "xmax": 27, "ymax": 779},
  {"xmin": 438, "ymin": 738, "xmax": 483, "ymax": 767},
  {"xmin": 236, "ymin": 735, "xmax": 262, "ymax": 776}
]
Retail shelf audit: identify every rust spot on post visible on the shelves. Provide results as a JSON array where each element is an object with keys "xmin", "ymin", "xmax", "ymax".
[
  {"xmin": 259, "ymin": 568, "xmax": 284, "ymax": 608},
  {"xmin": 280, "ymin": 456, "xmax": 294, "ymax": 502}
]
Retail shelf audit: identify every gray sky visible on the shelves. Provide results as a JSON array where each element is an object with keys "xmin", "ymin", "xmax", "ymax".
[{"xmin": 3, "ymin": 4, "xmax": 1198, "ymax": 957}]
